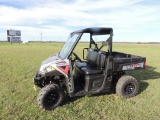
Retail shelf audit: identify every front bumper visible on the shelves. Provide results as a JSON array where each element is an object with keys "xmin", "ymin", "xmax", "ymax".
[{"xmin": 33, "ymin": 71, "xmax": 45, "ymax": 88}]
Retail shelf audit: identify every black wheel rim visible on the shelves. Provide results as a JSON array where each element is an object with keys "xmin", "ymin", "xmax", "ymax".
[
  {"xmin": 124, "ymin": 83, "xmax": 135, "ymax": 95},
  {"xmin": 44, "ymin": 91, "xmax": 60, "ymax": 108}
]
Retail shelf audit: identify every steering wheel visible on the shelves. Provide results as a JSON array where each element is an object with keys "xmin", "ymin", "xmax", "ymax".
[{"xmin": 72, "ymin": 52, "xmax": 82, "ymax": 62}]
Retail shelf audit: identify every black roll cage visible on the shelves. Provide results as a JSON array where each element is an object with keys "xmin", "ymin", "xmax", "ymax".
[{"xmin": 71, "ymin": 27, "xmax": 113, "ymax": 56}]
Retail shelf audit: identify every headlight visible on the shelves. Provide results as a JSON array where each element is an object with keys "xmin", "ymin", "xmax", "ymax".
[{"xmin": 45, "ymin": 66, "xmax": 55, "ymax": 72}]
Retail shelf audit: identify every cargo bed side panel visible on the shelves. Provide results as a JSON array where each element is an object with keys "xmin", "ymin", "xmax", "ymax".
[{"xmin": 113, "ymin": 57, "xmax": 146, "ymax": 71}]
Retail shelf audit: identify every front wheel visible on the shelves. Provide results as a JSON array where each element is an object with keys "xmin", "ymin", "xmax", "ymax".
[
  {"xmin": 37, "ymin": 84, "xmax": 64, "ymax": 110},
  {"xmin": 116, "ymin": 75, "xmax": 139, "ymax": 98}
]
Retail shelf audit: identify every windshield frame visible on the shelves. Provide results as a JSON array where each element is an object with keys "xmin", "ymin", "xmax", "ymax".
[{"xmin": 59, "ymin": 33, "xmax": 82, "ymax": 59}]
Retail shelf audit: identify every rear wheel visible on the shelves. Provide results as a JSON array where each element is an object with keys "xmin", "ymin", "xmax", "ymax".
[
  {"xmin": 116, "ymin": 75, "xmax": 139, "ymax": 98},
  {"xmin": 37, "ymin": 84, "xmax": 64, "ymax": 110}
]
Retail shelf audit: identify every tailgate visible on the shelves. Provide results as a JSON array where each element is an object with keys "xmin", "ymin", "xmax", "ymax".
[{"xmin": 113, "ymin": 57, "xmax": 146, "ymax": 71}]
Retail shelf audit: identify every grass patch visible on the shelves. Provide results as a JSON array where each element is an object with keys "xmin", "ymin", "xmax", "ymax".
[{"xmin": 0, "ymin": 42, "xmax": 160, "ymax": 120}]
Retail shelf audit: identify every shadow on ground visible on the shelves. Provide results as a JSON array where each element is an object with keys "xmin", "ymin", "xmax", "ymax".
[
  {"xmin": 138, "ymin": 81, "xmax": 149, "ymax": 94},
  {"xmin": 61, "ymin": 96, "xmax": 83, "ymax": 107},
  {"xmin": 127, "ymin": 65, "xmax": 160, "ymax": 81},
  {"xmin": 126, "ymin": 65, "xmax": 160, "ymax": 94}
]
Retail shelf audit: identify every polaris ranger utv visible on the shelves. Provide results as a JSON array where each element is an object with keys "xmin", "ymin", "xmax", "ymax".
[{"xmin": 34, "ymin": 27, "xmax": 146, "ymax": 110}]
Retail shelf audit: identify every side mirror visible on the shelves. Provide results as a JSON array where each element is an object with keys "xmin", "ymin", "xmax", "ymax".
[{"xmin": 69, "ymin": 55, "xmax": 72, "ymax": 60}]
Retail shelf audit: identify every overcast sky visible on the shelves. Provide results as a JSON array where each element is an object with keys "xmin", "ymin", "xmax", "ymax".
[{"xmin": 0, "ymin": 0, "xmax": 160, "ymax": 42}]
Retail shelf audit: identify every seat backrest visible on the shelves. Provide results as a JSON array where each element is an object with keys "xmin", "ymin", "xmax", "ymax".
[
  {"xmin": 86, "ymin": 48, "xmax": 106, "ymax": 68},
  {"xmin": 96, "ymin": 51, "xmax": 106, "ymax": 69},
  {"xmin": 86, "ymin": 48, "xmax": 98, "ymax": 62}
]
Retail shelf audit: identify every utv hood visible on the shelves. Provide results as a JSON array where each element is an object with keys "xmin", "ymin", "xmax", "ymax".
[
  {"xmin": 41, "ymin": 53, "xmax": 60, "ymax": 65},
  {"xmin": 39, "ymin": 53, "xmax": 61, "ymax": 72}
]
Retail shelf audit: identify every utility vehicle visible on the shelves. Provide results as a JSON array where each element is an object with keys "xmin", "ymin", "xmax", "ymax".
[{"xmin": 33, "ymin": 27, "xmax": 146, "ymax": 110}]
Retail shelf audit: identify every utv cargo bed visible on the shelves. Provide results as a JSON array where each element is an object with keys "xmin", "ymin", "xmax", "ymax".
[{"xmin": 113, "ymin": 52, "xmax": 146, "ymax": 71}]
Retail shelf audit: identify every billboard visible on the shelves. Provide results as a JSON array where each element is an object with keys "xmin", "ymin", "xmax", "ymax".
[
  {"xmin": 7, "ymin": 30, "xmax": 21, "ymax": 43},
  {"xmin": 7, "ymin": 37, "xmax": 21, "ymax": 43},
  {"xmin": 7, "ymin": 30, "xmax": 21, "ymax": 36}
]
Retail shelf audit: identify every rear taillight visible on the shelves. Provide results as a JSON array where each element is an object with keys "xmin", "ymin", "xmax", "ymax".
[{"xmin": 144, "ymin": 61, "xmax": 146, "ymax": 67}]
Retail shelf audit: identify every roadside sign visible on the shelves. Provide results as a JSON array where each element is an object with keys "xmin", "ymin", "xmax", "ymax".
[{"xmin": 7, "ymin": 30, "xmax": 21, "ymax": 43}]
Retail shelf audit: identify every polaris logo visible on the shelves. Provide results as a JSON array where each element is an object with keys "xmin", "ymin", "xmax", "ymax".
[
  {"xmin": 123, "ymin": 65, "xmax": 134, "ymax": 70},
  {"xmin": 122, "ymin": 63, "xmax": 144, "ymax": 70}
]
